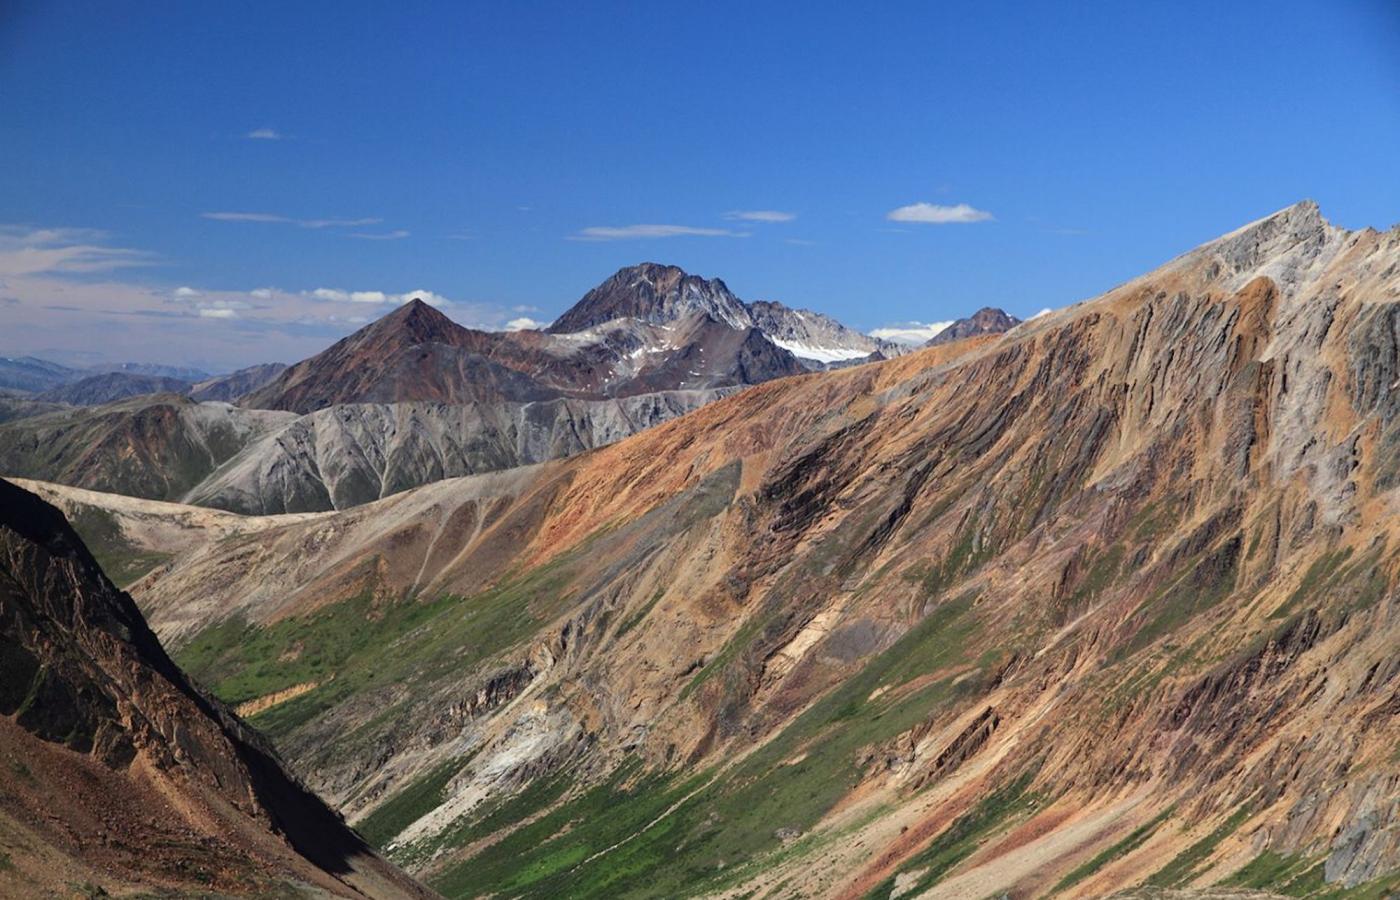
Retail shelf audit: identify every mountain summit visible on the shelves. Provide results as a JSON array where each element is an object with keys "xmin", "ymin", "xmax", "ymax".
[{"xmin": 546, "ymin": 262, "xmax": 753, "ymax": 333}]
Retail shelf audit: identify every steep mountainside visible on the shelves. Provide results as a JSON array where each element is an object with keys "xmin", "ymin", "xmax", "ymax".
[
  {"xmin": 0, "ymin": 395, "xmax": 295, "ymax": 500},
  {"xmin": 0, "ymin": 478, "xmax": 428, "ymax": 897},
  {"xmin": 924, "ymin": 306, "xmax": 1022, "ymax": 346},
  {"xmin": 189, "ymin": 362, "xmax": 289, "ymax": 402},
  {"xmin": 123, "ymin": 202, "xmax": 1400, "ymax": 897},
  {"xmin": 36, "ymin": 372, "xmax": 194, "ymax": 405}
]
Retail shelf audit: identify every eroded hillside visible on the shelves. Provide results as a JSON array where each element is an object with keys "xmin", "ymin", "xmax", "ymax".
[{"xmin": 98, "ymin": 202, "xmax": 1400, "ymax": 897}]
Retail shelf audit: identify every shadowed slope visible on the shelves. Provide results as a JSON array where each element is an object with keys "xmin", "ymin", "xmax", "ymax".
[{"xmin": 0, "ymin": 478, "xmax": 433, "ymax": 897}]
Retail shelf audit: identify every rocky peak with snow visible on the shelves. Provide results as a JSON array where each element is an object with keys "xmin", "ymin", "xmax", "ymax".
[{"xmin": 546, "ymin": 263, "xmax": 753, "ymax": 334}]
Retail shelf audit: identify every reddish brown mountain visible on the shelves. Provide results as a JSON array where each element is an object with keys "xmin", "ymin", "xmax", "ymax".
[
  {"xmin": 241, "ymin": 285, "xmax": 809, "ymax": 414},
  {"xmin": 924, "ymin": 306, "xmax": 1021, "ymax": 345}
]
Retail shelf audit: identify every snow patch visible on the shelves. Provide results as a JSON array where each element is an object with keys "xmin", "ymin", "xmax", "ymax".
[{"xmin": 768, "ymin": 337, "xmax": 872, "ymax": 363}]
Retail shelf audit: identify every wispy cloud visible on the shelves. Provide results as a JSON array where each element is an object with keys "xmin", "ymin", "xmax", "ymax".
[
  {"xmin": 724, "ymin": 210, "xmax": 796, "ymax": 223},
  {"xmin": 569, "ymin": 224, "xmax": 747, "ymax": 241},
  {"xmin": 306, "ymin": 288, "xmax": 448, "ymax": 306},
  {"xmin": 201, "ymin": 211, "xmax": 383, "ymax": 229},
  {"xmin": 784, "ymin": 238, "xmax": 817, "ymax": 246},
  {"xmin": 0, "ymin": 226, "xmax": 156, "ymax": 277},
  {"xmin": 869, "ymin": 321, "xmax": 954, "ymax": 345},
  {"xmin": 886, "ymin": 202, "xmax": 994, "ymax": 224},
  {"xmin": 347, "ymin": 229, "xmax": 410, "ymax": 241},
  {"xmin": 245, "ymin": 127, "xmax": 282, "ymax": 140}
]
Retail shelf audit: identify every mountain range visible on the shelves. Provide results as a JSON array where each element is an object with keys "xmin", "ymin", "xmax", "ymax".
[
  {"xmin": 6, "ymin": 201, "xmax": 1399, "ymax": 897},
  {"xmin": 0, "ymin": 264, "xmax": 1014, "ymax": 514}
]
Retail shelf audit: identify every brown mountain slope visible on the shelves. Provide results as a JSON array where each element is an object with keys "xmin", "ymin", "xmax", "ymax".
[
  {"xmin": 0, "ymin": 478, "xmax": 431, "ymax": 897},
  {"xmin": 105, "ymin": 201, "xmax": 1400, "ymax": 898},
  {"xmin": 241, "ymin": 286, "xmax": 808, "ymax": 414}
]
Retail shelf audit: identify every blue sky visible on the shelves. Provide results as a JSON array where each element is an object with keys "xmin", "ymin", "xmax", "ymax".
[{"xmin": 1, "ymin": 0, "xmax": 1397, "ymax": 369}]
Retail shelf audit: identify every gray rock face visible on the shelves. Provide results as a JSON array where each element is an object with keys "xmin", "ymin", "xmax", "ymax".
[{"xmin": 185, "ymin": 389, "xmax": 734, "ymax": 514}]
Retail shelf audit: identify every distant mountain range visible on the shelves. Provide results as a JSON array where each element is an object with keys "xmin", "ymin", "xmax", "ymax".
[{"xmin": 0, "ymin": 264, "xmax": 1019, "ymax": 512}]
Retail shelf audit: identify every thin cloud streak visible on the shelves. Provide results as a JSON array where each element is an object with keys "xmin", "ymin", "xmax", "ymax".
[
  {"xmin": 724, "ymin": 210, "xmax": 796, "ymax": 222},
  {"xmin": 569, "ymin": 224, "xmax": 747, "ymax": 241},
  {"xmin": 347, "ymin": 229, "xmax": 411, "ymax": 241},
  {"xmin": 201, "ymin": 211, "xmax": 384, "ymax": 229}
]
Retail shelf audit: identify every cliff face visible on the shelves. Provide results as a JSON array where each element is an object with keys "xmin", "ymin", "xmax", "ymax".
[
  {"xmin": 70, "ymin": 202, "xmax": 1400, "ymax": 897},
  {"xmin": 0, "ymin": 478, "xmax": 430, "ymax": 897}
]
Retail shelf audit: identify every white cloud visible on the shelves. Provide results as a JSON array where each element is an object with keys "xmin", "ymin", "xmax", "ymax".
[
  {"xmin": 869, "ymin": 321, "xmax": 954, "ymax": 345},
  {"xmin": 886, "ymin": 202, "xmax": 994, "ymax": 224},
  {"xmin": 505, "ymin": 316, "xmax": 547, "ymax": 331},
  {"xmin": 569, "ymin": 224, "xmax": 746, "ymax": 241},
  {"xmin": 0, "ymin": 226, "xmax": 156, "ymax": 277},
  {"xmin": 250, "ymin": 288, "xmax": 274, "ymax": 299},
  {"xmin": 306, "ymin": 288, "xmax": 449, "ymax": 306},
  {"xmin": 245, "ymin": 127, "xmax": 282, "ymax": 140},
  {"xmin": 724, "ymin": 210, "xmax": 796, "ymax": 223},
  {"xmin": 347, "ymin": 229, "xmax": 410, "ymax": 241},
  {"xmin": 201, "ymin": 211, "xmax": 383, "ymax": 229},
  {"xmin": 199, "ymin": 307, "xmax": 238, "ymax": 319},
  {"xmin": 173, "ymin": 286, "xmax": 201, "ymax": 298}
]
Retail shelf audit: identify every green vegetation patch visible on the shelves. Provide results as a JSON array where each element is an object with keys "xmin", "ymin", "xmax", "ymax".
[
  {"xmin": 1145, "ymin": 803, "xmax": 1253, "ymax": 887},
  {"xmin": 1052, "ymin": 806, "xmax": 1174, "ymax": 893},
  {"xmin": 65, "ymin": 504, "xmax": 171, "ymax": 587},
  {"xmin": 355, "ymin": 756, "xmax": 471, "ymax": 849},
  {"xmin": 866, "ymin": 769, "xmax": 1043, "ymax": 899},
  {"xmin": 175, "ymin": 554, "xmax": 579, "ymax": 740},
  {"xmin": 1223, "ymin": 851, "xmax": 1326, "ymax": 895},
  {"xmin": 392, "ymin": 769, "xmax": 572, "ymax": 865},
  {"xmin": 1119, "ymin": 532, "xmax": 1242, "ymax": 660},
  {"xmin": 424, "ymin": 591, "xmax": 984, "ymax": 898}
]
